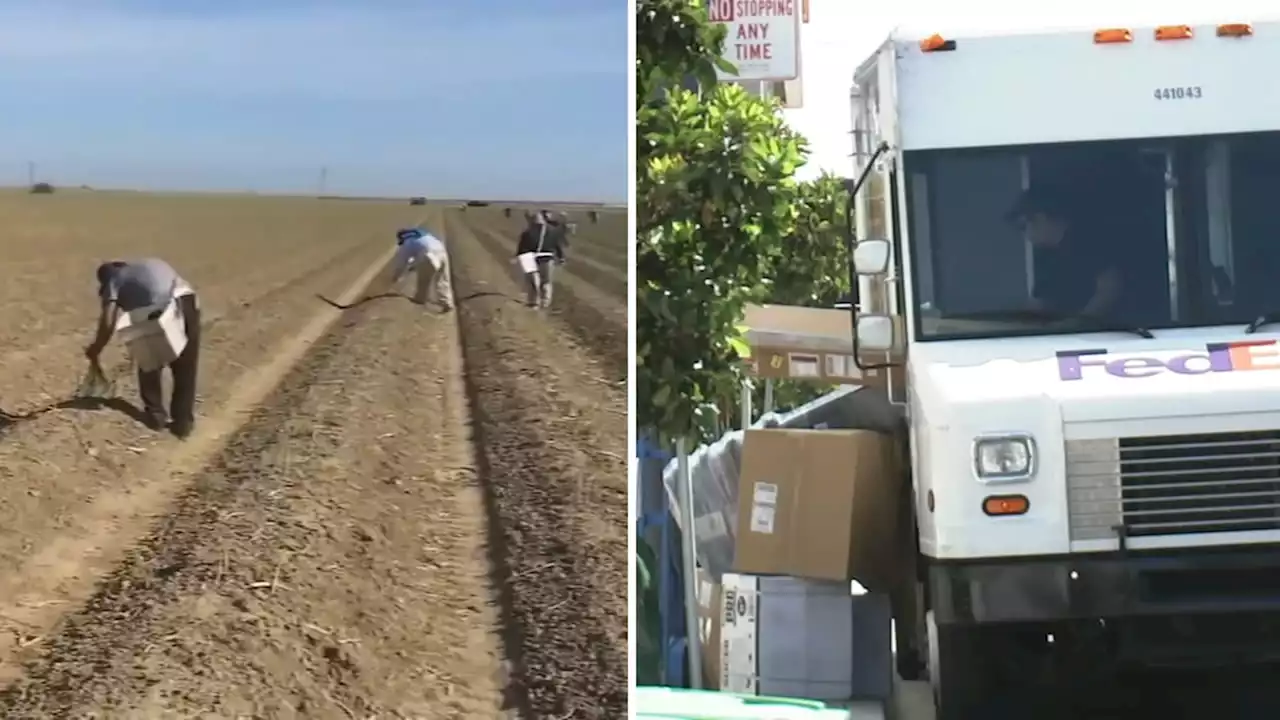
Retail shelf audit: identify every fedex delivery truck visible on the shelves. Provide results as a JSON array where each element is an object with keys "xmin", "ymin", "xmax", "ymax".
[{"xmin": 848, "ymin": 16, "xmax": 1280, "ymax": 719}]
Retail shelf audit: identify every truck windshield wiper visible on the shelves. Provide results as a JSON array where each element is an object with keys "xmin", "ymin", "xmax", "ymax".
[
  {"xmin": 946, "ymin": 309, "xmax": 1154, "ymax": 339},
  {"xmin": 1246, "ymin": 313, "xmax": 1280, "ymax": 334}
]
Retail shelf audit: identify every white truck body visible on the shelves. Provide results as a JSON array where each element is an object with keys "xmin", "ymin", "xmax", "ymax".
[
  {"xmin": 913, "ymin": 331, "xmax": 1280, "ymax": 559},
  {"xmin": 895, "ymin": 19, "xmax": 1280, "ymax": 150},
  {"xmin": 851, "ymin": 17, "xmax": 1280, "ymax": 562}
]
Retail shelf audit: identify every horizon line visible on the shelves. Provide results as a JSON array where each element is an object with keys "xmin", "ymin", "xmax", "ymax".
[{"xmin": 0, "ymin": 184, "xmax": 625, "ymax": 207}]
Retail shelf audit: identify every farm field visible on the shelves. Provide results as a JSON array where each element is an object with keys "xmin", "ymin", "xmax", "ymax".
[{"xmin": 0, "ymin": 193, "xmax": 628, "ymax": 719}]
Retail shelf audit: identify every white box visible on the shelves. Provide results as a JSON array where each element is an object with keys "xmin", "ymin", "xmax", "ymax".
[{"xmin": 718, "ymin": 573, "xmax": 892, "ymax": 702}]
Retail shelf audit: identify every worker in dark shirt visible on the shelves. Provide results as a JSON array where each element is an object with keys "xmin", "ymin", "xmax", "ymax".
[
  {"xmin": 515, "ymin": 210, "xmax": 568, "ymax": 308},
  {"xmin": 1007, "ymin": 186, "xmax": 1123, "ymax": 319}
]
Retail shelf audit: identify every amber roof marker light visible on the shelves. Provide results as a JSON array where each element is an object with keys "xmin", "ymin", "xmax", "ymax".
[
  {"xmin": 919, "ymin": 34, "xmax": 957, "ymax": 52},
  {"xmin": 1218, "ymin": 23, "xmax": 1254, "ymax": 38},
  {"xmin": 1155, "ymin": 25, "xmax": 1194, "ymax": 41},
  {"xmin": 1094, "ymin": 28, "xmax": 1134, "ymax": 44}
]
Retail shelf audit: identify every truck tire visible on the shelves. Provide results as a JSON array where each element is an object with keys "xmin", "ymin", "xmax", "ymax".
[
  {"xmin": 928, "ymin": 610, "xmax": 990, "ymax": 720},
  {"xmin": 893, "ymin": 581, "xmax": 926, "ymax": 681}
]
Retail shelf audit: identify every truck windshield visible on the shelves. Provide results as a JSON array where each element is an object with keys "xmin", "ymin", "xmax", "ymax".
[{"xmin": 903, "ymin": 131, "xmax": 1280, "ymax": 341}]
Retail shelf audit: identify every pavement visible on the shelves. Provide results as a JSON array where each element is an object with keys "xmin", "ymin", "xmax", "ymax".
[{"xmin": 833, "ymin": 678, "xmax": 934, "ymax": 719}]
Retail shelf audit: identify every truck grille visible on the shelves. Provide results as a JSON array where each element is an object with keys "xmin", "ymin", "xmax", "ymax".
[{"xmin": 1119, "ymin": 430, "xmax": 1280, "ymax": 537}]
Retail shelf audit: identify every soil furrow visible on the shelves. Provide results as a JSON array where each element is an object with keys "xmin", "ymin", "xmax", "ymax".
[
  {"xmin": 475, "ymin": 225, "xmax": 626, "ymax": 301},
  {"xmin": 444, "ymin": 210, "xmax": 627, "ymax": 719},
  {"xmin": 469, "ymin": 221, "xmax": 626, "ymax": 379},
  {"xmin": 564, "ymin": 251, "xmax": 628, "ymax": 298},
  {"xmin": 0, "ymin": 245, "xmax": 506, "ymax": 718},
  {"xmin": 483, "ymin": 215, "xmax": 626, "ymax": 273},
  {"xmin": 0, "ymin": 200, "xmax": 623, "ymax": 720},
  {"xmin": 574, "ymin": 240, "xmax": 627, "ymax": 273},
  {"xmin": 0, "ymin": 223, "xmax": 397, "ymax": 414},
  {"xmin": 0, "ymin": 237, "xmax": 395, "ymax": 596},
  {"xmin": 0, "ymin": 293, "xmax": 374, "ymax": 719}
]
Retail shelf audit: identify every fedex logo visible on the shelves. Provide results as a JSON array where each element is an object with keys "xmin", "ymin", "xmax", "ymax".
[{"xmin": 1057, "ymin": 340, "xmax": 1280, "ymax": 381}]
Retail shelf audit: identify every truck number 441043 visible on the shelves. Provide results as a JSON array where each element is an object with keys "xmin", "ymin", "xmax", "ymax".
[{"xmin": 1154, "ymin": 86, "xmax": 1203, "ymax": 100}]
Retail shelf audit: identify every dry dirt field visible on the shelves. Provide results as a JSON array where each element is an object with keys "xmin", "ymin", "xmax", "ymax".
[{"xmin": 0, "ymin": 192, "xmax": 628, "ymax": 719}]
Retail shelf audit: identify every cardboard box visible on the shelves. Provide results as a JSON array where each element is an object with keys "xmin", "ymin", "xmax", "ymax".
[
  {"xmin": 740, "ymin": 304, "xmax": 905, "ymax": 388},
  {"xmin": 733, "ymin": 429, "xmax": 902, "ymax": 589},
  {"xmin": 750, "ymin": 346, "xmax": 866, "ymax": 383},
  {"xmin": 709, "ymin": 573, "xmax": 893, "ymax": 702}
]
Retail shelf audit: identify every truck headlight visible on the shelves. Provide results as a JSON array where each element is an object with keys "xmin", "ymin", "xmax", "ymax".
[{"xmin": 972, "ymin": 434, "xmax": 1036, "ymax": 482}]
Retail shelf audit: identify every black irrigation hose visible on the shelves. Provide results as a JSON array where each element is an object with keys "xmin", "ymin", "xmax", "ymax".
[
  {"xmin": 0, "ymin": 396, "xmax": 132, "ymax": 440},
  {"xmin": 313, "ymin": 292, "xmax": 404, "ymax": 310}
]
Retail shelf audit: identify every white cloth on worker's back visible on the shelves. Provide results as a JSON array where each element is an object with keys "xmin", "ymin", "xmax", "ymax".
[
  {"xmin": 107, "ymin": 258, "xmax": 196, "ymax": 336},
  {"xmin": 113, "ymin": 278, "xmax": 195, "ymax": 332},
  {"xmin": 394, "ymin": 232, "xmax": 448, "ymax": 274},
  {"xmin": 115, "ymin": 280, "xmax": 194, "ymax": 372}
]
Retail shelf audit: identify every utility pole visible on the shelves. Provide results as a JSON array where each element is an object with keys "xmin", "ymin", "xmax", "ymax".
[
  {"xmin": 317, "ymin": 166, "xmax": 328, "ymax": 196},
  {"xmin": 26, "ymin": 161, "xmax": 34, "ymax": 186}
]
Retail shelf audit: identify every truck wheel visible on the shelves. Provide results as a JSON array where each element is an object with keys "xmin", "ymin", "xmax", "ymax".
[
  {"xmin": 896, "ymin": 647, "xmax": 923, "ymax": 681},
  {"xmin": 894, "ymin": 580, "xmax": 927, "ymax": 681},
  {"xmin": 927, "ymin": 610, "xmax": 990, "ymax": 720}
]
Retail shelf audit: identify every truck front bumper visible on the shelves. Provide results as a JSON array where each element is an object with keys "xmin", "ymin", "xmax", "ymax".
[{"xmin": 930, "ymin": 544, "xmax": 1280, "ymax": 626}]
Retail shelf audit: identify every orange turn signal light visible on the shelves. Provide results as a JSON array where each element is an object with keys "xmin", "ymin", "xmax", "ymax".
[
  {"xmin": 983, "ymin": 494, "xmax": 1030, "ymax": 517},
  {"xmin": 1155, "ymin": 25, "xmax": 1194, "ymax": 41},
  {"xmin": 1094, "ymin": 28, "xmax": 1133, "ymax": 44},
  {"xmin": 919, "ymin": 34, "xmax": 957, "ymax": 52},
  {"xmin": 1218, "ymin": 23, "xmax": 1254, "ymax": 37}
]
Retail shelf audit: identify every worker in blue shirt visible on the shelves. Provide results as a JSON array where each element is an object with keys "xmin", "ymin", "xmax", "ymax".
[{"xmin": 392, "ymin": 227, "xmax": 453, "ymax": 311}]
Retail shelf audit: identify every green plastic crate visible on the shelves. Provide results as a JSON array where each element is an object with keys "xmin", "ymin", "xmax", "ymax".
[{"xmin": 635, "ymin": 686, "xmax": 854, "ymax": 719}]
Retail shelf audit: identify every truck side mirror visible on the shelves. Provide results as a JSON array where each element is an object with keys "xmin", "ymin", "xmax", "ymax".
[
  {"xmin": 856, "ymin": 313, "xmax": 898, "ymax": 353},
  {"xmin": 853, "ymin": 239, "xmax": 891, "ymax": 275}
]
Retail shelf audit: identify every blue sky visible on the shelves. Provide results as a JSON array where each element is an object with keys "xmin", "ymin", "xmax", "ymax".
[{"xmin": 0, "ymin": 0, "xmax": 627, "ymax": 201}]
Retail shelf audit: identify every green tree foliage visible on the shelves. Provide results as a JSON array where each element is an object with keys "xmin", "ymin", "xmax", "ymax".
[
  {"xmin": 636, "ymin": 0, "xmax": 808, "ymax": 445},
  {"xmin": 702, "ymin": 172, "xmax": 857, "ymax": 432},
  {"xmin": 769, "ymin": 173, "xmax": 851, "ymax": 307},
  {"xmin": 635, "ymin": 0, "xmax": 730, "ymax": 104},
  {"xmin": 742, "ymin": 173, "xmax": 853, "ymax": 422}
]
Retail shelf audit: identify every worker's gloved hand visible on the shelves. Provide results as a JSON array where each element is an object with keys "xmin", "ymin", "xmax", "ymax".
[{"xmin": 76, "ymin": 360, "xmax": 115, "ymax": 399}]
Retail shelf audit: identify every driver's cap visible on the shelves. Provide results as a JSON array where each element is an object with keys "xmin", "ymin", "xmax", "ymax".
[{"xmin": 1005, "ymin": 185, "xmax": 1073, "ymax": 223}]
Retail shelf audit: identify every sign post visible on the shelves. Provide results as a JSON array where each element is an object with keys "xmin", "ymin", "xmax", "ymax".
[{"xmin": 708, "ymin": 0, "xmax": 800, "ymax": 82}]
